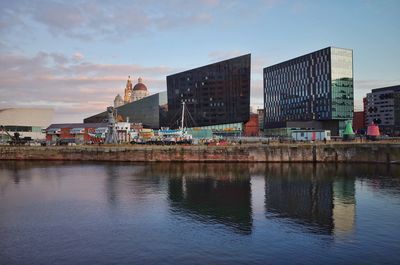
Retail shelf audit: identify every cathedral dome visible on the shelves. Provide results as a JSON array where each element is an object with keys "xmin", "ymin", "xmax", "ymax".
[{"xmin": 133, "ymin": 77, "xmax": 148, "ymax": 91}]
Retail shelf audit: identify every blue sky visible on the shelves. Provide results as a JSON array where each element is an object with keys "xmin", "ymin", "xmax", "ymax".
[{"xmin": 1, "ymin": 0, "xmax": 399, "ymax": 122}]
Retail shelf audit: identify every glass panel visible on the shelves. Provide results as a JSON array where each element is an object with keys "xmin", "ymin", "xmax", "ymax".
[{"xmin": 331, "ymin": 48, "xmax": 353, "ymax": 120}]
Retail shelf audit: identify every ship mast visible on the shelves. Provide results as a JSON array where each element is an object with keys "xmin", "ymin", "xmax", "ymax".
[{"xmin": 181, "ymin": 101, "xmax": 185, "ymax": 132}]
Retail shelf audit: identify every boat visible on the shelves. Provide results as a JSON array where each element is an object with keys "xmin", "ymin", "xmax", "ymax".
[{"xmin": 157, "ymin": 102, "xmax": 193, "ymax": 144}]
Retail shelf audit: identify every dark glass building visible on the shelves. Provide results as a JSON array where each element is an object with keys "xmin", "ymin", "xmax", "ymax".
[
  {"xmin": 84, "ymin": 92, "xmax": 168, "ymax": 129},
  {"xmin": 167, "ymin": 54, "xmax": 251, "ymax": 128},
  {"xmin": 263, "ymin": 47, "xmax": 353, "ymax": 136}
]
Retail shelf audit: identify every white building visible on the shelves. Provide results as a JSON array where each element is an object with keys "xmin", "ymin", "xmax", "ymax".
[
  {"xmin": 131, "ymin": 77, "xmax": 149, "ymax": 102},
  {"xmin": 0, "ymin": 108, "xmax": 54, "ymax": 141},
  {"xmin": 114, "ymin": 94, "xmax": 124, "ymax": 108}
]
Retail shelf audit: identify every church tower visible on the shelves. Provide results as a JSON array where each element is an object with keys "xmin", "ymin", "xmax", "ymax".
[
  {"xmin": 124, "ymin": 76, "xmax": 133, "ymax": 104},
  {"xmin": 114, "ymin": 94, "xmax": 124, "ymax": 108}
]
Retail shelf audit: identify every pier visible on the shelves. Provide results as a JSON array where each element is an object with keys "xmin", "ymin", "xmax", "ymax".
[{"xmin": 1, "ymin": 143, "xmax": 400, "ymax": 164}]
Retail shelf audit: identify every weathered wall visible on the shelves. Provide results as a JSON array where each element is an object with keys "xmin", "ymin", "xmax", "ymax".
[{"xmin": 0, "ymin": 144, "xmax": 399, "ymax": 164}]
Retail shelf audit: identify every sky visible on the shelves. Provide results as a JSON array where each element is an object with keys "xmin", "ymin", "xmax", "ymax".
[{"xmin": 0, "ymin": 0, "xmax": 399, "ymax": 123}]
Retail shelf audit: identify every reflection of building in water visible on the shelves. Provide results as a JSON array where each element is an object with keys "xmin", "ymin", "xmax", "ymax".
[
  {"xmin": 333, "ymin": 178, "xmax": 356, "ymax": 237},
  {"xmin": 103, "ymin": 164, "xmax": 167, "ymax": 207},
  {"xmin": 165, "ymin": 163, "xmax": 253, "ymax": 234},
  {"xmin": 265, "ymin": 164, "xmax": 356, "ymax": 236}
]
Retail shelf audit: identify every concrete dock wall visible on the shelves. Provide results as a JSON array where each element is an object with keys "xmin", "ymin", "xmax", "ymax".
[{"xmin": 1, "ymin": 144, "xmax": 400, "ymax": 164}]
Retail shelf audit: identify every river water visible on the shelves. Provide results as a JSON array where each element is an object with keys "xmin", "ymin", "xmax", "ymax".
[{"xmin": 0, "ymin": 161, "xmax": 400, "ymax": 264}]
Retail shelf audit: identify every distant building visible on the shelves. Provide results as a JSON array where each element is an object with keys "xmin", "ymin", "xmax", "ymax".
[
  {"xmin": 123, "ymin": 76, "xmax": 134, "ymax": 104},
  {"xmin": 257, "ymin": 108, "xmax": 264, "ymax": 132},
  {"xmin": 118, "ymin": 76, "xmax": 150, "ymax": 105},
  {"xmin": 353, "ymin": 111, "xmax": 365, "ymax": 134},
  {"xmin": 114, "ymin": 94, "xmax": 124, "ymax": 108},
  {"xmin": 167, "ymin": 54, "xmax": 251, "ymax": 129},
  {"xmin": 263, "ymin": 47, "xmax": 353, "ymax": 136},
  {"xmin": 0, "ymin": 108, "xmax": 54, "ymax": 141},
  {"xmin": 243, "ymin": 113, "xmax": 259, "ymax": 136},
  {"xmin": 365, "ymin": 85, "xmax": 400, "ymax": 136},
  {"xmin": 45, "ymin": 122, "xmax": 133, "ymax": 144},
  {"xmin": 46, "ymin": 123, "xmax": 107, "ymax": 144},
  {"xmin": 132, "ymin": 77, "xmax": 150, "ymax": 102},
  {"xmin": 363, "ymin": 97, "xmax": 368, "ymax": 128},
  {"xmin": 84, "ymin": 92, "xmax": 168, "ymax": 129}
]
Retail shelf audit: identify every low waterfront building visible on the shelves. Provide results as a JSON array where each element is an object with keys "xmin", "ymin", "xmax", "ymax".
[
  {"xmin": 84, "ymin": 92, "xmax": 168, "ymax": 129},
  {"xmin": 46, "ymin": 123, "xmax": 107, "ymax": 144},
  {"xmin": 187, "ymin": 122, "xmax": 244, "ymax": 138},
  {"xmin": 365, "ymin": 85, "xmax": 400, "ymax": 136},
  {"xmin": 46, "ymin": 122, "xmax": 136, "ymax": 144},
  {"xmin": 0, "ymin": 108, "xmax": 54, "ymax": 142},
  {"xmin": 263, "ymin": 47, "xmax": 354, "ymax": 136},
  {"xmin": 291, "ymin": 130, "xmax": 331, "ymax": 141}
]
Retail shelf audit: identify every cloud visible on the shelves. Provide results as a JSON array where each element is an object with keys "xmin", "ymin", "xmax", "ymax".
[
  {"xmin": 0, "ymin": 50, "xmax": 176, "ymax": 122},
  {"xmin": 0, "ymin": 0, "xmax": 286, "ymax": 42},
  {"xmin": 72, "ymin": 52, "xmax": 84, "ymax": 62},
  {"xmin": 264, "ymin": 0, "xmax": 283, "ymax": 9},
  {"xmin": 0, "ymin": 0, "xmax": 223, "ymax": 41}
]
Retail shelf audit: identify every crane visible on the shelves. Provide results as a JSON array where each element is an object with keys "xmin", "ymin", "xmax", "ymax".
[{"xmin": 0, "ymin": 125, "xmax": 31, "ymax": 145}]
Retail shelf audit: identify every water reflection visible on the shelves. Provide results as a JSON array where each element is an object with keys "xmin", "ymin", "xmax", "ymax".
[
  {"xmin": 266, "ymin": 164, "xmax": 367, "ymax": 237},
  {"xmin": 1, "ymin": 161, "xmax": 400, "ymax": 264},
  {"xmin": 2, "ymin": 161, "xmax": 399, "ymax": 239},
  {"xmin": 161, "ymin": 163, "xmax": 253, "ymax": 234}
]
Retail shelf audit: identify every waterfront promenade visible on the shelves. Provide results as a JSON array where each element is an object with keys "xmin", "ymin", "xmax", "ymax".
[{"xmin": 1, "ymin": 142, "xmax": 400, "ymax": 164}]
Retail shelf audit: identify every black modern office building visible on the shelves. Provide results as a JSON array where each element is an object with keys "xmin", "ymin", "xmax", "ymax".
[
  {"xmin": 263, "ymin": 47, "xmax": 353, "ymax": 136},
  {"xmin": 167, "ymin": 54, "xmax": 251, "ymax": 128}
]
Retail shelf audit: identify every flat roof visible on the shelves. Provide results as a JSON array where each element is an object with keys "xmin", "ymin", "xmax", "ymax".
[
  {"xmin": 47, "ymin": 123, "xmax": 108, "ymax": 130},
  {"xmin": 371, "ymin": 85, "xmax": 400, "ymax": 93},
  {"xmin": 167, "ymin": 54, "xmax": 251, "ymax": 77},
  {"xmin": 263, "ymin": 46, "xmax": 352, "ymax": 71}
]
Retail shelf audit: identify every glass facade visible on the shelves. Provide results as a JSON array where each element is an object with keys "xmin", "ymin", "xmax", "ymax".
[
  {"xmin": 84, "ymin": 92, "xmax": 168, "ymax": 129},
  {"xmin": 263, "ymin": 47, "xmax": 353, "ymax": 133},
  {"xmin": 167, "ymin": 54, "xmax": 251, "ymax": 128},
  {"xmin": 330, "ymin": 48, "xmax": 353, "ymax": 120}
]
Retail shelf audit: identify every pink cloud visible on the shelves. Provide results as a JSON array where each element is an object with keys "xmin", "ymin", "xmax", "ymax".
[{"xmin": 0, "ymin": 51, "xmax": 175, "ymax": 122}]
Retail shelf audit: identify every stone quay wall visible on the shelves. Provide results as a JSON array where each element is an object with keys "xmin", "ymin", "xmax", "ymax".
[{"xmin": 1, "ymin": 143, "xmax": 400, "ymax": 164}]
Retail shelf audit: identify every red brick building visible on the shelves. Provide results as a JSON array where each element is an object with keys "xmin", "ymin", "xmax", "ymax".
[
  {"xmin": 46, "ymin": 123, "xmax": 107, "ymax": 144},
  {"xmin": 243, "ymin": 114, "xmax": 259, "ymax": 136},
  {"xmin": 353, "ymin": 111, "xmax": 365, "ymax": 134}
]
